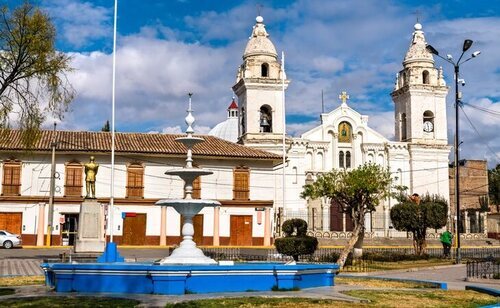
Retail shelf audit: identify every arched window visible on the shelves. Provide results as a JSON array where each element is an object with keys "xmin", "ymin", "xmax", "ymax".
[
  {"xmin": 261, "ymin": 63, "xmax": 269, "ymax": 77},
  {"xmin": 346, "ymin": 151, "xmax": 351, "ymax": 168},
  {"xmin": 423, "ymin": 110, "xmax": 434, "ymax": 132},
  {"xmin": 241, "ymin": 107, "xmax": 246, "ymax": 134},
  {"xmin": 316, "ymin": 152, "xmax": 323, "ymax": 170},
  {"xmin": 259, "ymin": 105, "xmax": 272, "ymax": 133},
  {"xmin": 65, "ymin": 161, "xmax": 83, "ymax": 197},
  {"xmin": 306, "ymin": 152, "xmax": 313, "ymax": 170},
  {"xmin": 292, "ymin": 166, "xmax": 298, "ymax": 184},
  {"xmin": 339, "ymin": 151, "xmax": 345, "ymax": 169},
  {"xmin": 338, "ymin": 122, "xmax": 352, "ymax": 143},
  {"xmin": 402, "ymin": 71, "xmax": 407, "ymax": 86},
  {"xmin": 401, "ymin": 113, "xmax": 407, "ymax": 141},
  {"xmin": 126, "ymin": 163, "xmax": 144, "ymax": 198},
  {"xmin": 422, "ymin": 70, "xmax": 430, "ymax": 84}
]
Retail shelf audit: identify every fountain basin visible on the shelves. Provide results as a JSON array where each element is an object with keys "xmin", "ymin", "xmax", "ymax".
[{"xmin": 41, "ymin": 262, "xmax": 338, "ymax": 295}]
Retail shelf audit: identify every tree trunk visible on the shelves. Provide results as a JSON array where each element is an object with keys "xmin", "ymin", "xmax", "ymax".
[
  {"xmin": 337, "ymin": 212, "xmax": 365, "ymax": 270},
  {"xmin": 412, "ymin": 230, "xmax": 427, "ymax": 256}
]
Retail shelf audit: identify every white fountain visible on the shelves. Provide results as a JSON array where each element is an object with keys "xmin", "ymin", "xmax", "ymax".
[{"xmin": 155, "ymin": 93, "xmax": 219, "ymax": 265}]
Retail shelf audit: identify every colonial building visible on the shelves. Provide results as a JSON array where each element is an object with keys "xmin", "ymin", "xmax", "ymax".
[
  {"xmin": 211, "ymin": 17, "xmax": 452, "ymax": 238},
  {"xmin": 0, "ymin": 130, "xmax": 281, "ymax": 246}
]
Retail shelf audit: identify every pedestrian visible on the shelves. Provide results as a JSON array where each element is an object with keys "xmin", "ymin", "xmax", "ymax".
[{"xmin": 440, "ymin": 229, "xmax": 452, "ymax": 258}]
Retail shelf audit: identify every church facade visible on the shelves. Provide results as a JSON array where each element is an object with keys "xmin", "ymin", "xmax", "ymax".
[{"xmin": 211, "ymin": 17, "xmax": 451, "ymax": 238}]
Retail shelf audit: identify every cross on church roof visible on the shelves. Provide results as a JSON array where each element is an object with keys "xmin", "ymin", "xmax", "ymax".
[{"xmin": 339, "ymin": 91, "xmax": 350, "ymax": 105}]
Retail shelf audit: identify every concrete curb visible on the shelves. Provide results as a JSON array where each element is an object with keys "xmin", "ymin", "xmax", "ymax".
[{"xmin": 465, "ymin": 285, "xmax": 500, "ymax": 297}]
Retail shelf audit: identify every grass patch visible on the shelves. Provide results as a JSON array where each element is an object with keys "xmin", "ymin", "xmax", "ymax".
[
  {"xmin": 343, "ymin": 259, "xmax": 454, "ymax": 273},
  {"xmin": 344, "ymin": 289, "xmax": 498, "ymax": 307},
  {"xmin": 336, "ymin": 277, "xmax": 434, "ymax": 288},
  {"xmin": 165, "ymin": 297, "xmax": 341, "ymax": 308},
  {"xmin": 0, "ymin": 296, "xmax": 140, "ymax": 307},
  {"xmin": 164, "ymin": 289, "xmax": 499, "ymax": 308},
  {"xmin": 0, "ymin": 276, "xmax": 45, "ymax": 287},
  {"xmin": 0, "ymin": 288, "xmax": 15, "ymax": 296}
]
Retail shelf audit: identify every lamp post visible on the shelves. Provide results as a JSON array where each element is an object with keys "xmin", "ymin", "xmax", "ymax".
[{"xmin": 426, "ymin": 40, "xmax": 480, "ymax": 264}]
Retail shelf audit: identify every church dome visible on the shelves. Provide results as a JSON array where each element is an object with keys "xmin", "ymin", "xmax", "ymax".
[
  {"xmin": 243, "ymin": 16, "xmax": 277, "ymax": 59},
  {"xmin": 403, "ymin": 23, "xmax": 434, "ymax": 66}
]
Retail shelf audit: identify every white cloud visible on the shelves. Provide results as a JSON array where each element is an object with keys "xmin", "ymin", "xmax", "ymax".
[
  {"xmin": 312, "ymin": 56, "xmax": 344, "ymax": 73},
  {"xmin": 43, "ymin": 0, "xmax": 112, "ymax": 48}
]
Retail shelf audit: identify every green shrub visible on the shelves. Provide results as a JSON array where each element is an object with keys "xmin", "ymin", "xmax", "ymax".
[
  {"xmin": 275, "ymin": 219, "xmax": 318, "ymax": 261},
  {"xmin": 362, "ymin": 252, "xmax": 430, "ymax": 262}
]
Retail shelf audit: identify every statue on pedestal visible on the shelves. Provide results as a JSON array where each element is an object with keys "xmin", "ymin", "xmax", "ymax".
[{"xmin": 84, "ymin": 156, "xmax": 99, "ymax": 199}]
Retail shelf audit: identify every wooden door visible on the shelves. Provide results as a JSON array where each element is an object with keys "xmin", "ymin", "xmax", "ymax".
[
  {"xmin": 122, "ymin": 214, "xmax": 146, "ymax": 245},
  {"xmin": 229, "ymin": 215, "xmax": 253, "ymax": 246},
  {"xmin": 180, "ymin": 214, "xmax": 203, "ymax": 245},
  {"xmin": 0, "ymin": 212, "xmax": 22, "ymax": 234}
]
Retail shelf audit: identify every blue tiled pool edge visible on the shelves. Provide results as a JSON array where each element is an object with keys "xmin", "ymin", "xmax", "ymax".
[{"xmin": 41, "ymin": 262, "xmax": 339, "ymax": 295}]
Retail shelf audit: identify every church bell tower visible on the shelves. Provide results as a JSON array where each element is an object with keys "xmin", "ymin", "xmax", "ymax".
[
  {"xmin": 391, "ymin": 23, "xmax": 448, "ymax": 145},
  {"xmin": 232, "ymin": 16, "xmax": 289, "ymax": 151}
]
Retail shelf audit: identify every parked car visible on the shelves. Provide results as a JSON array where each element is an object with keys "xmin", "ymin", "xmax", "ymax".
[{"xmin": 0, "ymin": 230, "xmax": 22, "ymax": 249}]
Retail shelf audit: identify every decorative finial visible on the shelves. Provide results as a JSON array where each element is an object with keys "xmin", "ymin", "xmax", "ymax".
[
  {"xmin": 185, "ymin": 93, "xmax": 195, "ymax": 136},
  {"xmin": 413, "ymin": 9, "xmax": 422, "ymax": 30},
  {"xmin": 339, "ymin": 91, "xmax": 350, "ymax": 105}
]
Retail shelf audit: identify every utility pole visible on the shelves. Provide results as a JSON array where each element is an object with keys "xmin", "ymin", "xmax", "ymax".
[{"xmin": 46, "ymin": 122, "xmax": 57, "ymax": 246}]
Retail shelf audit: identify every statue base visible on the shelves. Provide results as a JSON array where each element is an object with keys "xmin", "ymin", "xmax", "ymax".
[{"xmin": 74, "ymin": 199, "xmax": 105, "ymax": 253}]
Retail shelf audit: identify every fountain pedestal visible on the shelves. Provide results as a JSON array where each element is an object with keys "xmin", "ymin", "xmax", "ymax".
[{"xmin": 155, "ymin": 200, "xmax": 219, "ymax": 264}]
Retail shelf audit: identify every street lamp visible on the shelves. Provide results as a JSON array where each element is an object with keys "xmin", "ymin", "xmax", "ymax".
[{"xmin": 426, "ymin": 40, "xmax": 480, "ymax": 264}]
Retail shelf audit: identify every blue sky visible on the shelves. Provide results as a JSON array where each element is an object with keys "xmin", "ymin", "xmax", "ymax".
[{"xmin": 5, "ymin": 0, "xmax": 500, "ymax": 166}]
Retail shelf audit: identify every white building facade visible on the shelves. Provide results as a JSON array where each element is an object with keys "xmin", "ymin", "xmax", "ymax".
[
  {"xmin": 0, "ymin": 131, "xmax": 280, "ymax": 246},
  {"xmin": 211, "ymin": 17, "xmax": 451, "ymax": 237}
]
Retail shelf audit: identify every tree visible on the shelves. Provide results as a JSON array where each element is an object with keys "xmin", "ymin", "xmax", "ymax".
[
  {"xmin": 0, "ymin": 2, "xmax": 74, "ymax": 146},
  {"xmin": 301, "ymin": 164, "xmax": 392, "ymax": 269},
  {"xmin": 489, "ymin": 164, "xmax": 500, "ymax": 212},
  {"xmin": 390, "ymin": 193, "xmax": 448, "ymax": 255},
  {"xmin": 274, "ymin": 219, "xmax": 318, "ymax": 262},
  {"xmin": 101, "ymin": 120, "xmax": 110, "ymax": 132}
]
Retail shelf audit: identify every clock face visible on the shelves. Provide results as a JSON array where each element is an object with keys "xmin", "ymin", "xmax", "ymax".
[{"xmin": 423, "ymin": 121, "xmax": 434, "ymax": 132}]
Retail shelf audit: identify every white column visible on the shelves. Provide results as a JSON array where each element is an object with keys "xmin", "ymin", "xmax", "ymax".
[
  {"xmin": 160, "ymin": 206, "xmax": 167, "ymax": 246},
  {"xmin": 464, "ymin": 211, "xmax": 470, "ymax": 234},
  {"xmin": 36, "ymin": 203, "xmax": 45, "ymax": 246},
  {"xmin": 213, "ymin": 206, "xmax": 220, "ymax": 246},
  {"xmin": 264, "ymin": 207, "xmax": 271, "ymax": 246},
  {"xmin": 332, "ymin": 133, "xmax": 338, "ymax": 169},
  {"xmin": 322, "ymin": 200, "xmax": 330, "ymax": 231}
]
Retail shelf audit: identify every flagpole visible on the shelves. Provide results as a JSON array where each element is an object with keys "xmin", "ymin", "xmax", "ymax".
[
  {"xmin": 109, "ymin": 0, "xmax": 118, "ymax": 243},
  {"xmin": 281, "ymin": 51, "xmax": 286, "ymax": 216}
]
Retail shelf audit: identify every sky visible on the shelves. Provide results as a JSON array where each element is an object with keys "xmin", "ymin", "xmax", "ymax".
[{"xmin": 5, "ymin": 0, "xmax": 500, "ymax": 167}]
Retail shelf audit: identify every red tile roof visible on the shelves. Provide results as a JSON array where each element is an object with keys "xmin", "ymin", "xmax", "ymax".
[{"xmin": 0, "ymin": 130, "xmax": 282, "ymax": 160}]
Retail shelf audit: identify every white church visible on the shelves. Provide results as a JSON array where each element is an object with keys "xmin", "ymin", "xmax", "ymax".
[
  {"xmin": 0, "ymin": 16, "xmax": 452, "ymax": 247},
  {"xmin": 210, "ymin": 16, "xmax": 451, "ymax": 238}
]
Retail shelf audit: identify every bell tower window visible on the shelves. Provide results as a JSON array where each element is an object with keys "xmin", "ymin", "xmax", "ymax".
[
  {"xmin": 423, "ymin": 110, "xmax": 434, "ymax": 132},
  {"xmin": 261, "ymin": 63, "xmax": 269, "ymax": 77},
  {"xmin": 422, "ymin": 70, "xmax": 430, "ymax": 84},
  {"xmin": 259, "ymin": 105, "xmax": 272, "ymax": 133},
  {"xmin": 339, "ymin": 151, "xmax": 345, "ymax": 169}
]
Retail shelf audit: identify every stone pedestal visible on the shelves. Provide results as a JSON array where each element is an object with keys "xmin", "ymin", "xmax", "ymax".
[{"xmin": 75, "ymin": 199, "xmax": 105, "ymax": 253}]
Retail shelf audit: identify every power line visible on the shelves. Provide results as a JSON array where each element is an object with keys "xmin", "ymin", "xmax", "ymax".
[{"xmin": 460, "ymin": 105, "xmax": 500, "ymax": 162}]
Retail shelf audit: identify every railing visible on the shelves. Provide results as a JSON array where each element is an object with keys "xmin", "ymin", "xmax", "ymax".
[{"xmin": 467, "ymin": 258, "xmax": 500, "ymax": 279}]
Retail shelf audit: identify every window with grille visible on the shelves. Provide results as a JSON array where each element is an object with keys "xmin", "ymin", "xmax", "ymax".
[
  {"xmin": 126, "ymin": 163, "xmax": 144, "ymax": 198},
  {"xmin": 65, "ymin": 162, "xmax": 83, "ymax": 196},
  {"xmin": 233, "ymin": 166, "xmax": 250, "ymax": 200},
  {"xmin": 2, "ymin": 161, "xmax": 21, "ymax": 196}
]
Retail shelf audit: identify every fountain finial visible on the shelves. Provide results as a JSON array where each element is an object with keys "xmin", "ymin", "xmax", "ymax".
[{"xmin": 185, "ymin": 93, "xmax": 195, "ymax": 136}]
